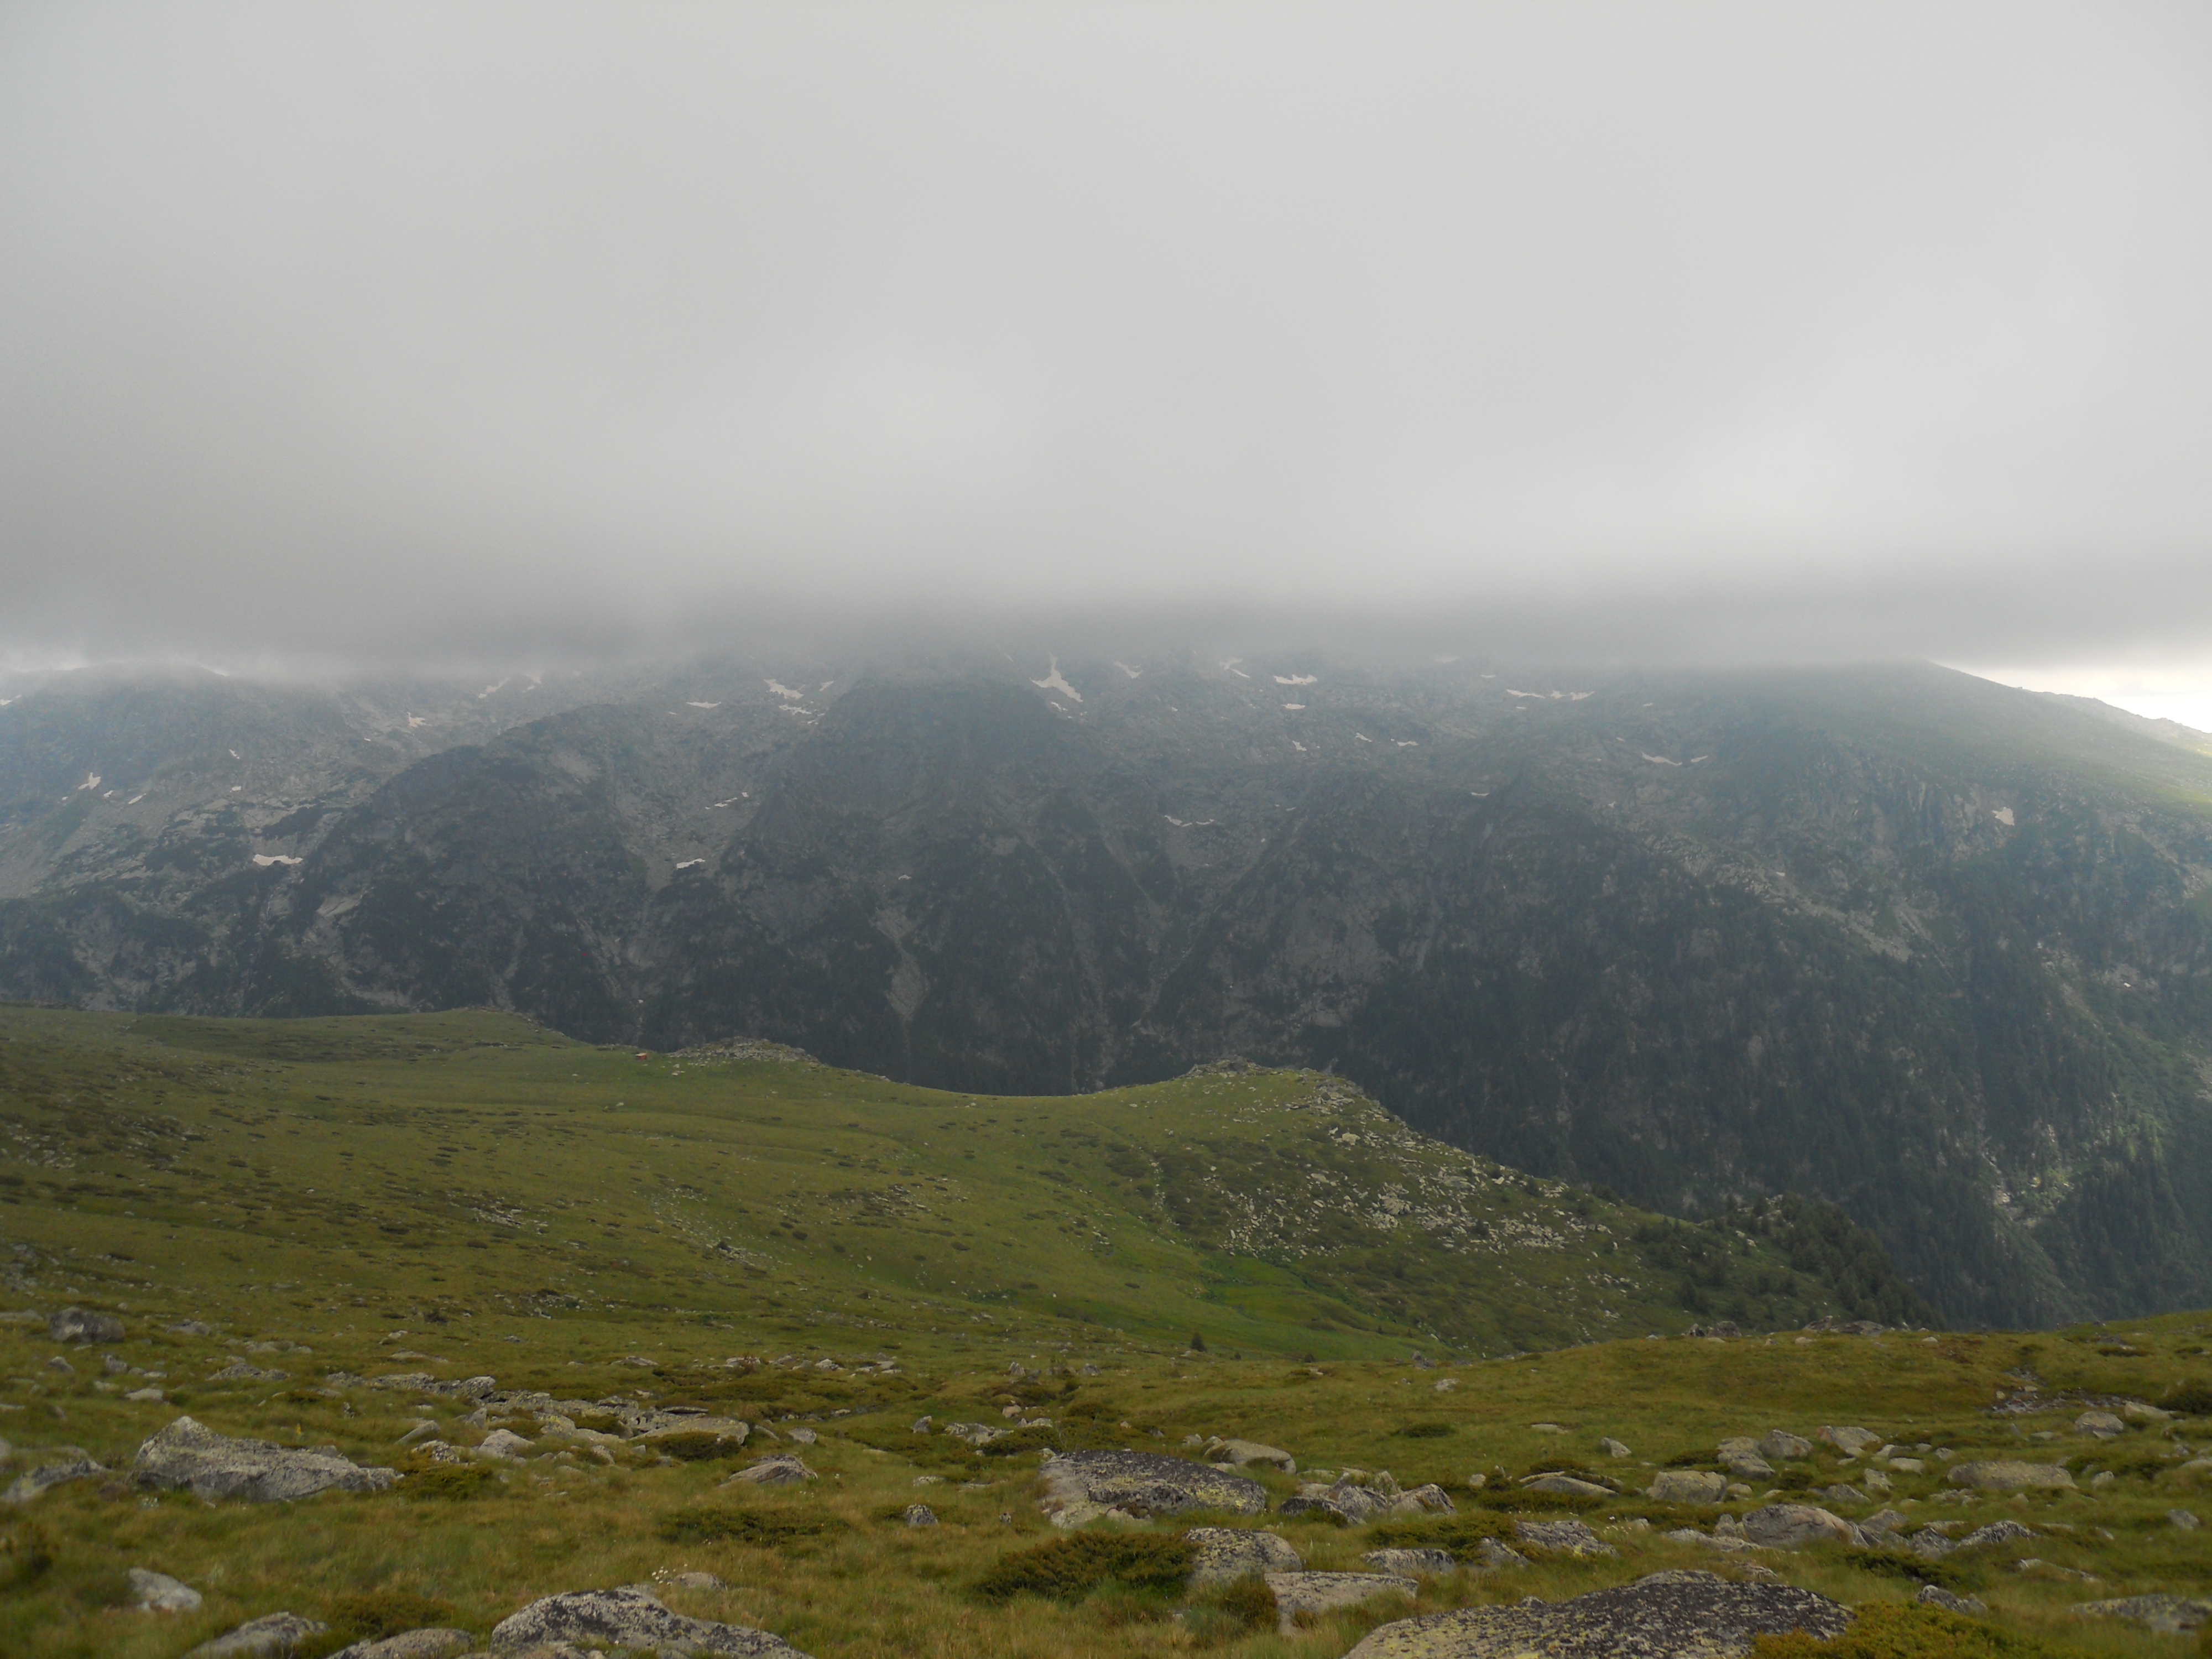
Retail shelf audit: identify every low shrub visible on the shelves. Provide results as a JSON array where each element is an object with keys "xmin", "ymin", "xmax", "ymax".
[
  {"xmin": 2162, "ymin": 1379, "xmax": 2212, "ymax": 1416},
  {"xmin": 1468, "ymin": 1486, "xmax": 1601, "ymax": 1512},
  {"xmin": 649, "ymin": 1430, "xmax": 749, "ymax": 1462},
  {"xmin": 1753, "ymin": 1601, "xmax": 2055, "ymax": 1658},
  {"xmin": 1397, "ymin": 1423, "xmax": 1454, "ymax": 1438},
  {"xmin": 398, "ymin": 1463, "xmax": 502, "ymax": 1501},
  {"xmin": 657, "ymin": 1505, "xmax": 848, "ymax": 1546},
  {"xmin": 0, "ymin": 1516, "xmax": 55, "ymax": 1589},
  {"xmin": 1848, "ymin": 1550, "xmax": 1971, "ymax": 1591},
  {"xmin": 979, "ymin": 1425, "xmax": 1063, "ymax": 1458},
  {"xmin": 1365, "ymin": 1514, "xmax": 1514, "ymax": 1554},
  {"xmin": 320, "ymin": 1589, "xmax": 466, "ymax": 1646},
  {"xmin": 973, "ymin": 1533, "xmax": 1194, "ymax": 1602}
]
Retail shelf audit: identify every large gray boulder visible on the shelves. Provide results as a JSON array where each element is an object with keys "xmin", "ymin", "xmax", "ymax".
[
  {"xmin": 1343, "ymin": 1569, "xmax": 1851, "ymax": 1658},
  {"xmin": 1205, "ymin": 1436, "xmax": 1296, "ymax": 1473},
  {"xmin": 1947, "ymin": 1460, "xmax": 2074, "ymax": 1493},
  {"xmin": 490, "ymin": 1585, "xmax": 807, "ymax": 1655},
  {"xmin": 1039, "ymin": 1450, "xmax": 1266, "ymax": 1525},
  {"xmin": 184, "ymin": 1611, "xmax": 329, "ymax": 1658},
  {"xmin": 1647, "ymin": 1470, "xmax": 1727, "ymax": 1504},
  {"xmin": 1514, "ymin": 1518, "xmax": 1616, "ymax": 1557},
  {"xmin": 1265, "ymin": 1571, "xmax": 1416, "ymax": 1635},
  {"xmin": 129, "ymin": 1567, "xmax": 204, "ymax": 1611},
  {"xmin": 132, "ymin": 1416, "xmax": 399, "ymax": 1502},
  {"xmin": 49, "ymin": 1307, "xmax": 125, "ymax": 1344},
  {"xmin": 1757, "ymin": 1431, "xmax": 1813, "ymax": 1462},
  {"xmin": 1187, "ymin": 1526, "xmax": 1302, "ymax": 1584},
  {"xmin": 1740, "ymin": 1504, "xmax": 1864, "ymax": 1550}
]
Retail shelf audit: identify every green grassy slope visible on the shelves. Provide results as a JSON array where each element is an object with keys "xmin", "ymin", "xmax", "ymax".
[{"xmin": 0, "ymin": 1006, "xmax": 1925, "ymax": 1363}]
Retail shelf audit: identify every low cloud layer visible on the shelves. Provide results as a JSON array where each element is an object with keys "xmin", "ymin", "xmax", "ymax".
[{"xmin": 3, "ymin": 2, "xmax": 2209, "ymax": 671}]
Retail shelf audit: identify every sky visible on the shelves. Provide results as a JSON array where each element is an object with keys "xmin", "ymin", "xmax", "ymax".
[{"xmin": 3, "ymin": 2, "xmax": 2210, "ymax": 722}]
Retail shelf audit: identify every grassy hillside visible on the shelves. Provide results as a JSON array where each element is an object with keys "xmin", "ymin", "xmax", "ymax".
[{"xmin": 1, "ymin": 1009, "xmax": 2208, "ymax": 1658}]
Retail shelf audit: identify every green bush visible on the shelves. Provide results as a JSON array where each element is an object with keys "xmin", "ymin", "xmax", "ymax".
[
  {"xmin": 979, "ymin": 1425, "xmax": 1063, "ymax": 1458},
  {"xmin": 321, "ymin": 1589, "xmax": 466, "ymax": 1644},
  {"xmin": 1364, "ymin": 1514, "xmax": 1514, "ymax": 1555},
  {"xmin": 1848, "ymin": 1550, "xmax": 1971, "ymax": 1591},
  {"xmin": 0, "ymin": 1516, "xmax": 55, "ymax": 1589},
  {"xmin": 649, "ymin": 1430, "xmax": 749, "ymax": 1462},
  {"xmin": 1397, "ymin": 1422, "xmax": 1454, "ymax": 1438},
  {"xmin": 974, "ymin": 1533, "xmax": 1195, "ymax": 1602},
  {"xmin": 398, "ymin": 1463, "xmax": 502, "ymax": 1501},
  {"xmin": 1468, "ymin": 1485, "xmax": 1600, "ymax": 1512},
  {"xmin": 1754, "ymin": 1602, "xmax": 2054, "ymax": 1658},
  {"xmin": 2162, "ymin": 1379, "xmax": 2212, "ymax": 1416},
  {"xmin": 657, "ymin": 1505, "xmax": 847, "ymax": 1546}
]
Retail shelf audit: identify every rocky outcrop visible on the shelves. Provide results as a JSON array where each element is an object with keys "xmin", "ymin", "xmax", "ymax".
[
  {"xmin": 132, "ymin": 1416, "xmax": 399, "ymax": 1502},
  {"xmin": 490, "ymin": 1586, "xmax": 807, "ymax": 1655},
  {"xmin": 1186, "ymin": 1527, "xmax": 1302, "ymax": 1584},
  {"xmin": 1038, "ymin": 1450, "xmax": 1266, "ymax": 1526},
  {"xmin": 1343, "ymin": 1569, "xmax": 1851, "ymax": 1658}
]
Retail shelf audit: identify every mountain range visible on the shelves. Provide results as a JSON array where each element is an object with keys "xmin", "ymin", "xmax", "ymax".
[{"xmin": 4, "ymin": 653, "xmax": 2209, "ymax": 1330}]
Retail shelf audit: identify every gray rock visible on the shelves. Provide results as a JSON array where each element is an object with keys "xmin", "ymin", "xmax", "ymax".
[
  {"xmin": 1957, "ymin": 1520, "xmax": 2036, "ymax": 1550},
  {"xmin": 44, "ymin": 1355, "xmax": 73, "ymax": 1374},
  {"xmin": 184, "ymin": 1611, "xmax": 329, "ymax": 1657},
  {"xmin": 1722, "ymin": 1452, "xmax": 1775, "ymax": 1480},
  {"xmin": 397, "ymin": 1421, "xmax": 441, "ymax": 1447},
  {"xmin": 785, "ymin": 1427, "xmax": 818, "ymax": 1446},
  {"xmin": 124, "ymin": 1386, "xmax": 165, "ymax": 1402},
  {"xmin": 1514, "ymin": 1518, "xmax": 1616, "ymax": 1557},
  {"xmin": 1400, "ymin": 1482, "xmax": 1456, "ymax": 1513},
  {"xmin": 1647, "ymin": 1470, "xmax": 1728, "ymax": 1504},
  {"xmin": 1521, "ymin": 1473, "xmax": 1611, "ymax": 1497},
  {"xmin": 2170, "ymin": 1509, "xmax": 2200, "ymax": 1531},
  {"xmin": 2070, "ymin": 1594, "xmax": 2212, "ymax": 1634},
  {"xmin": 328, "ymin": 1630, "xmax": 472, "ymax": 1659},
  {"xmin": 1205, "ymin": 1436, "xmax": 1296, "ymax": 1473},
  {"xmin": 1038, "ymin": 1449, "xmax": 1266, "ymax": 1525},
  {"xmin": 209, "ymin": 1361, "xmax": 289, "ymax": 1383},
  {"xmin": 372, "ymin": 1373, "xmax": 497, "ymax": 1401},
  {"xmin": 168, "ymin": 1320, "xmax": 216, "ymax": 1336},
  {"xmin": 1815, "ymin": 1426, "xmax": 1881, "ymax": 1455},
  {"xmin": 1364, "ymin": 1548, "xmax": 1457, "ymax": 1575},
  {"xmin": 1816, "ymin": 1484, "xmax": 1864, "ymax": 1506},
  {"xmin": 1757, "ymin": 1431, "xmax": 1813, "ymax": 1462},
  {"xmin": 476, "ymin": 1429, "xmax": 533, "ymax": 1460},
  {"xmin": 132, "ymin": 1416, "xmax": 399, "ymax": 1503},
  {"xmin": 910, "ymin": 1416, "xmax": 933, "ymax": 1434},
  {"xmin": 1265, "ymin": 1571, "xmax": 1416, "ymax": 1634},
  {"xmin": 722, "ymin": 1455, "xmax": 817, "ymax": 1486},
  {"xmin": 638, "ymin": 1416, "xmax": 750, "ymax": 1458},
  {"xmin": 1740, "ymin": 1504, "xmax": 1863, "ymax": 1549},
  {"xmin": 491, "ymin": 1586, "xmax": 807, "ymax": 1655},
  {"xmin": 103, "ymin": 1353, "xmax": 130, "ymax": 1374},
  {"xmin": 2121, "ymin": 1401, "xmax": 2172, "ymax": 1424},
  {"xmin": 1477, "ymin": 1538, "xmax": 1530, "ymax": 1568},
  {"xmin": 1947, "ymin": 1460, "xmax": 2074, "ymax": 1493},
  {"xmin": 1343, "ymin": 1569, "xmax": 1851, "ymax": 1658},
  {"xmin": 1914, "ymin": 1585, "xmax": 1986, "ymax": 1616},
  {"xmin": 48, "ymin": 1307, "xmax": 124, "ymax": 1344},
  {"xmin": 902, "ymin": 1504, "xmax": 938, "ymax": 1527},
  {"xmin": 2073, "ymin": 1411, "xmax": 2125, "ymax": 1438},
  {"xmin": 666, "ymin": 1573, "xmax": 726, "ymax": 1589},
  {"xmin": 3, "ymin": 1455, "xmax": 106, "ymax": 1504},
  {"xmin": 1188, "ymin": 1526, "xmax": 1302, "ymax": 1583},
  {"xmin": 1598, "ymin": 1438, "xmax": 1631, "ymax": 1458},
  {"xmin": 127, "ymin": 1566, "xmax": 203, "ymax": 1611}
]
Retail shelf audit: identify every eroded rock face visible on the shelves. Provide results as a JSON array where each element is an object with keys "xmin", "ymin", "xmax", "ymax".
[
  {"xmin": 491, "ymin": 1586, "xmax": 807, "ymax": 1656},
  {"xmin": 1039, "ymin": 1450, "xmax": 1266, "ymax": 1526},
  {"xmin": 1343, "ymin": 1569, "xmax": 1851, "ymax": 1658},
  {"xmin": 1187, "ymin": 1526, "xmax": 1302, "ymax": 1584},
  {"xmin": 132, "ymin": 1416, "xmax": 399, "ymax": 1503}
]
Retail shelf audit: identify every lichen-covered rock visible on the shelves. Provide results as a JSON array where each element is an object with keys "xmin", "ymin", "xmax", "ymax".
[
  {"xmin": 1187, "ymin": 1526, "xmax": 1302, "ymax": 1584},
  {"xmin": 1038, "ymin": 1450, "xmax": 1266, "ymax": 1525},
  {"xmin": 1365, "ymin": 1548, "xmax": 1457, "ymax": 1575},
  {"xmin": 184, "ymin": 1611, "xmax": 330, "ymax": 1658},
  {"xmin": 48, "ymin": 1307, "xmax": 124, "ymax": 1344},
  {"xmin": 722, "ymin": 1455, "xmax": 816, "ymax": 1486},
  {"xmin": 132, "ymin": 1416, "xmax": 398, "ymax": 1503},
  {"xmin": 1757, "ymin": 1431, "xmax": 1813, "ymax": 1462},
  {"xmin": 639, "ymin": 1417, "xmax": 750, "ymax": 1459},
  {"xmin": 1514, "ymin": 1518, "xmax": 1616, "ymax": 1557},
  {"xmin": 1947, "ymin": 1460, "xmax": 2074, "ymax": 1493},
  {"xmin": 491, "ymin": 1586, "xmax": 807, "ymax": 1655},
  {"xmin": 1265, "ymin": 1571, "xmax": 1416, "ymax": 1634},
  {"xmin": 2073, "ymin": 1411, "xmax": 2125, "ymax": 1438},
  {"xmin": 2070, "ymin": 1595, "xmax": 2212, "ymax": 1634},
  {"xmin": 1343, "ymin": 1569, "xmax": 1851, "ymax": 1658},
  {"xmin": 902, "ymin": 1504, "xmax": 938, "ymax": 1527},
  {"xmin": 1647, "ymin": 1470, "xmax": 1727, "ymax": 1504},
  {"xmin": 327, "ymin": 1630, "xmax": 473, "ymax": 1659},
  {"xmin": 1956, "ymin": 1520, "xmax": 2036, "ymax": 1551},
  {"xmin": 1815, "ymin": 1426, "xmax": 1881, "ymax": 1454},
  {"xmin": 1739, "ymin": 1504, "xmax": 1863, "ymax": 1550},
  {"xmin": 1206, "ymin": 1436, "xmax": 1296, "ymax": 1472}
]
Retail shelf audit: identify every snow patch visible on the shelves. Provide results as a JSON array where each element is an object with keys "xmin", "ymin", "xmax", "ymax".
[
  {"xmin": 1274, "ymin": 673, "xmax": 1317, "ymax": 686},
  {"xmin": 1291, "ymin": 740, "xmax": 1307, "ymax": 752},
  {"xmin": 765, "ymin": 679, "xmax": 806, "ymax": 701},
  {"xmin": 477, "ymin": 680, "xmax": 508, "ymax": 699},
  {"xmin": 686, "ymin": 701, "xmax": 722, "ymax": 709},
  {"xmin": 1993, "ymin": 806, "xmax": 2015, "ymax": 826},
  {"xmin": 406, "ymin": 713, "xmax": 429, "ymax": 728},
  {"xmin": 1641, "ymin": 753, "xmax": 1682, "ymax": 765},
  {"xmin": 675, "ymin": 858, "xmax": 706, "ymax": 870},
  {"xmin": 126, "ymin": 794, "xmax": 144, "ymax": 805},
  {"xmin": 1395, "ymin": 740, "xmax": 1417, "ymax": 748},
  {"xmin": 1113, "ymin": 661, "xmax": 1143, "ymax": 679},
  {"xmin": 1282, "ymin": 702, "xmax": 1306, "ymax": 711},
  {"xmin": 251, "ymin": 854, "xmax": 301, "ymax": 868},
  {"xmin": 1689, "ymin": 755, "xmax": 1712, "ymax": 764},
  {"xmin": 1031, "ymin": 659, "xmax": 1083, "ymax": 701},
  {"xmin": 779, "ymin": 703, "xmax": 815, "ymax": 717},
  {"xmin": 1163, "ymin": 815, "xmax": 1219, "ymax": 828},
  {"xmin": 228, "ymin": 749, "xmax": 241, "ymax": 760},
  {"xmin": 79, "ymin": 773, "xmax": 101, "ymax": 791},
  {"xmin": 1470, "ymin": 791, "xmax": 1489, "ymax": 797},
  {"xmin": 1355, "ymin": 733, "xmax": 1373, "ymax": 742}
]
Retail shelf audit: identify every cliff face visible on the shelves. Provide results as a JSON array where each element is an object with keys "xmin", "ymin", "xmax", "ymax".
[{"xmin": 6, "ymin": 656, "xmax": 2211, "ymax": 1326}]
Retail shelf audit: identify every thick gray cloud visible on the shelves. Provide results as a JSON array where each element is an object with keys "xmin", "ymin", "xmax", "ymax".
[{"xmin": 3, "ymin": 1, "xmax": 2209, "ymax": 669}]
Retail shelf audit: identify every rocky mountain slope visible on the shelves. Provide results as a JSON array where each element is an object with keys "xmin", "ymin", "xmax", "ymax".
[{"xmin": 3, "ymin": 655, "xmax": 2210, "ymax": 1328}]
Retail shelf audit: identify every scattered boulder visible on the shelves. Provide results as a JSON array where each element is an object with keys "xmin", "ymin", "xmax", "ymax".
[
  {"xmin": 1364, "ymin": 1548, "xmax": 1457, "ymax": 1575},
  {"xmin": 1521, "ymin": 1473, "xmax": 1611, "ymax": 1497},
  {"xmin": 722, "ymin": 1455, "xmax": 817, "ymax": 1487},
  {"xmin": 1598, "ymin": 1438, "xmax": 1630, "ymax": 1458},
  {"xmin": 1205, "ymin": 1436, "xmax": 1296, "ymax": 1473},
  {"xmin": 129, "ymin": 1567, "xmax": 203, "ymax": 1611},
  {"xmin": 48, "ymin": 1307, "xmax": 124, "ymax": 1344},
  {"xmin": 639, "ymin": 1417, "xmax": 750, "ymax": 1459},
  {"xmin": 2172, "ymin": 1509, "xmax": 2201, "ymax": 1531},
  {"xmin": 3, "ymin": 1455, "xmax": 106, "ymax": 1505},
  {"xmin": 1947, "ymin": 1460, "xmax": 2075, "ymax": 1493},
  {"xmin": 1514, "ymin": 1518, "xmax": 1616, "ymax": 1557},
  {"xmin": 902, "ymin": 1504, "xmax": 938, "ymax": 1527},
  {"xmin": 124, "ymin": 1387, "xmax": 165, "ymax": 1403},
  {"xmin": 1188, "ymin": 1527, "xmax": 1303, "ymax": 1583},
  {"xmin": 1647, "ymin": 1470, "xmax": 1728, "ymax": 1504},
  {"xmin": 1344, "ymin": 1569, "xmax": 1851, "ymax": 1658},
  {"xmin": 1717, "ymin": 1438, "xmax": 1776, "ymax": 1480},
  {"xmin": 328, "ymin": 1631, "xmax": 472, "ymax": 1659},
  {"xmin": 1400, "ymin": 1483, "xmax": 1455, "ymax": 1514},
  {"xmin": 1815, "ymin": 1427, "xmax": 1880, "ymax": 1455},
  {"xmin": 2074, "ymin": 1411, "xmax": 2125, "ymax": 1439},
  {"xmin": 475, "ymin": 1430, "xmax": 533, "ymax": 1460},
  {"xmin": 2070, "ymin": 1595, "xmax": 2212, "ymax": 1634},
  {"xmin": 184, "ymin": 1611, "xmax": 330, "ymax": 1658},
  {"xmin": 131, "ymin": 1416, "xmax": 399, "ymax": 1503},
  {"xmin": 2121, "ymin": 1401, "xmax": 2172, "ymax": 1425},
  {"xmin": 1914, "ymin": 1584, "xmax": 1987, "ymax": 1616},
  {"xmin": 1039, "ymin": 1450, "xmax": 1266, "ymax": 1526},
  {"xmin": 1957, "ymin": 1520, "xmax": 2037, "ymax": 1550},
  {"xmin": 1740, "ymin": 1505, "xmax": 1863, "ymax": 1550},
  {"xmin": 491, "ymin": 1586, "xmax": 807, "ymax": 1655},
  {"xmin": 1477, "ymin": 1538, "xmax": 1530, "ymax": 1569},
  {"xmin": 1757, "ymin": 1431, "xmax": 1813, "ymax": 1462},
  {"xmin": 168, "ymin": 1320, "xmax": 215, "ymax": 1337},
  {"xmin": 1265, "ymin": 1571, "xmax": 1416, "ymax": 1635},
  {"xmin": 786, "ymin": 1428, "xmax": 818, "ymax": 1446},
  {"xmin": 208, "ymin": 1362, "xmax": 289, "ymax": 1384}
]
